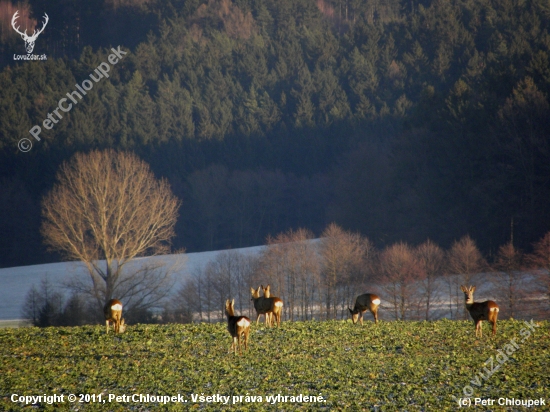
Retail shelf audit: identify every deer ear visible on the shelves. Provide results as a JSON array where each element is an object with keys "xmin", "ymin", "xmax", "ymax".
[
  {"xmin": 348, "ymin": 308, "xmax": 353, "ymax": 314},
  {"xmin": 471, "ymin": 286, "xmax": 476, "ymax": 293},
  {"xmin": 250, "ymin": 287, "xmax": 255, "ymax": 293},
  {"xmin": 460, "ymin": 285, "xmax": 466, "ymax": 292},
  {"xmin": 231, "ymin": 299, "xmax": 235, "ymax": 306}
]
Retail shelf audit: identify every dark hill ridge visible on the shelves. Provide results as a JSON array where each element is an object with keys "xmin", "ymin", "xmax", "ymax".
[{"xmin": 1, "ymin": 0, "xmax": 549, "ymax": 266}]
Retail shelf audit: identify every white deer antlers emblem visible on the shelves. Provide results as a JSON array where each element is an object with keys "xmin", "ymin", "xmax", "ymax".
[{"xmin": 11, "ymin": 10, "xmax": 49, "ymax": 54}]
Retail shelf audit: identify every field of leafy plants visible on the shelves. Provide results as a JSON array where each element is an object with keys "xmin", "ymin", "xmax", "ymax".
[{"xmin": 1, "ymin": 319, "xmax": 549, "ymax": 411}]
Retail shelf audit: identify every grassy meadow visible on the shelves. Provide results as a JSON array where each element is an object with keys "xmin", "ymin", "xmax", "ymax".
[{"xmin": 1, "ymin": 319, "xmax": 549, "ymax": 411}]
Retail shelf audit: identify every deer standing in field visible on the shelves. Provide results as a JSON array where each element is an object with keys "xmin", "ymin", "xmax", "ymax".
[
  {"xmin": 460, "ymin": 285, "xmax": 499, "ymax": 337},
  {"xmin": 225, "ymin": 299, "xmax": 251, "ymax": 355},
  {"xmin": 250, "ymin": 285, "xmax": 283, "ymax": 327},
  {"xmin": 348, "ymin": 293, "xmax": 381, "ymax": 325},
  {"xmin": 262, "ymin": 284, "xmax": 283, "ymax": 327},
  {"xmin": 104, "ymin": 299, "xmax": 126, "ymax": 334}
]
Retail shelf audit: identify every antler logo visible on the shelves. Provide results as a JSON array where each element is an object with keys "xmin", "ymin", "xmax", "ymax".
[{"xmin": 11, "ymin": 10, "xmax": 49, "ymax": 54}]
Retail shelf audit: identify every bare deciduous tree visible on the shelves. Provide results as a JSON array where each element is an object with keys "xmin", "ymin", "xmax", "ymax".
[
  {"xmin": 379, "ymin": 242, "xmax": 422, "ymax": 320},
  {"xmin": 257, "ymin": 238, "xmax": 287, "ymax": 318},
  {"xmin": 163, "ymin": 276, "xmax": 199, "ymax": 324},
  {"xmin": 446, "ymin": 236, "xmax": 487, "ymax": 319},
  {"xmin": 206, "ymin": 250, "xmax": 249, "ymax": 316},
  {"xmin": 41, "ymin": 149, "xmax": 180, "ymax": 313},
  {"xmin": 261, "ymin": 228, "xmax": 320, "ymax": 321},
  {"xmin": 320, "ymin": 223, "xmax": 371, "ymax": 320},
  {"xmin": 232, "ymin": 252, "xmax": 262, "ymax": 318},
  {"xmin": 21, "ymin": 277, "xmax": 63, "ymax": 326},
  {"xmin": 491, "ymin": 242, "xmax": 526, "ymax": 319},
  {"xmin": 526, "ymin": 231, "xmax": 550, "ymax": 317},
  {"xmin": 290, "ymin": 230, "xmax": 322, "ymax": 321},
  {"xmin": 415, "ymin": 240, "xmax": 445, "ymax": 320}
]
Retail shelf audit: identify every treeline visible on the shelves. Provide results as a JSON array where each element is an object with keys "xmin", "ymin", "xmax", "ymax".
[
  {"xmin": 1, "ymin": 0, "xmax": 550, "ymax": 266},
  {"xmin": 168, "ymin": 225, "xmax": 550, "ymax": 323},
  {"xmin": 24, "ymin": 224, "xmax": 550, "ymax": 327}
]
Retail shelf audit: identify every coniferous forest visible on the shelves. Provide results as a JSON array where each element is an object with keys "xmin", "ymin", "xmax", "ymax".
[{"xmin": 0, "ymin": 0, "xmax": 549, "ymax": 267}]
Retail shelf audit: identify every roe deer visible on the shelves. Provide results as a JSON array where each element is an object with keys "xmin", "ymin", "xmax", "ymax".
[
  {"xmin": 460, "ymin": 285, "xmax": 499, "ymax": 337},
  {"xmin": 250, "ymin": 286, "xmax": 283, "ymax": 327},
  {"xmin": 262, "ymin": 284, "xmax": 283, "ymax": 327},
  {"xmin": 225, "ymin": 299, "xmax": 251, "ymax": 355},
  {"xmin": 348, "ymin": 293, "xmax": 381, "ymax": 325},
  {"xmin": 104, "ymin": 298, "xmax": 126, "ymax": 334}
]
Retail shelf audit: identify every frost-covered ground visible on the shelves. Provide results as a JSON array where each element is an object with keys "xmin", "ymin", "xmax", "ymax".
[
  {"xmin": 0, "ymin": 244, "xmax": 545, "ymax": 323},
  {"xmin": 0, "ymin": 245, "xmax": 265, "ymax": 321}
]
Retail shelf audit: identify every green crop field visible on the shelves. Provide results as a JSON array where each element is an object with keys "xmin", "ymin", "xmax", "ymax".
[{"xmin": 1, "ymin": 319, "xmax": 549, "ymax": 411}]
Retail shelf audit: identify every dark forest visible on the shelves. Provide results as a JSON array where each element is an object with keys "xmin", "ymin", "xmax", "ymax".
[{"xmin": 1, "ymin": 0, "xmax": 549, "ymax": 268}]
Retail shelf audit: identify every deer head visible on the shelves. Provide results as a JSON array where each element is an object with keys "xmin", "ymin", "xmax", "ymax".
[
  {"xmin": 12, "ymin": 11, "xmax": 49, "ymax": 54},
  {"xmin": 251, "ymin": 285, "xmax": 283, "ymax": 327},
  {"xmin": 460, "ymin": 285, "xmax": 476, "ymax": 304}
]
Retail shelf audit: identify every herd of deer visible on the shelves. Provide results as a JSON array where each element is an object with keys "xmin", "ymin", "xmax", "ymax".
[{"xmin": 103, "ymin": 284, "xmax": 499, "ymax": 355}]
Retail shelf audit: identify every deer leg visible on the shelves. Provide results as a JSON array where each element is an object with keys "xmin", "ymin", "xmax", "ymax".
[{"xmin": 490, "ymin": 312, "xmax": 498, "ymax": 336}]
